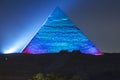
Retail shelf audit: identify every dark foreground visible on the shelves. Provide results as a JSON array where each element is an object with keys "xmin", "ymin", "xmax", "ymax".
[{"xmin": 0, "ymin": 52, "xmax": 120, "ymax": 80}]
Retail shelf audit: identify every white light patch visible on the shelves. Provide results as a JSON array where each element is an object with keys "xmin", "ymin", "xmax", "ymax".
[
  {"xmin": 3, "ymin": 42, "xmax": 23, "ymax": 54},
  {"xmin": 3, "ymin": 40, "xmax": 24, "ymax": 54},
  {"xmin": 3, "ymin": 47, "xmax": 18, "ymax": 54}
]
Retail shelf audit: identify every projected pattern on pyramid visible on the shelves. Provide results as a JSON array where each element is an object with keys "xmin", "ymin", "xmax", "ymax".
[{"xmin": 23, "ymin": 7, "xmax": 101, "ymax": 55}]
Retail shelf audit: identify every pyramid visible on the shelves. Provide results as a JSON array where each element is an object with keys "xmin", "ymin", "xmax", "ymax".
[{"xmin": 23, "ymin": 7, "xmax": 101, "ymax": 55}]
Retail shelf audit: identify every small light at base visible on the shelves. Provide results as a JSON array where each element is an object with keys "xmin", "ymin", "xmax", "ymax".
[
  {"xmin": 2, "ymin": 40, "xmax": 25, "ymax": 54},
  {"xmin": 3, "ymin": 47, "xmax": 18, "ymax": 54}
]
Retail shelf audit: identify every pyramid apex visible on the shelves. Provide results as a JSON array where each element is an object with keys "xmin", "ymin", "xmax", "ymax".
[
  {"xmin": 55, "ymin": 6, "xmax": 60, "ymax": 9},
  {"xmin": 54, "ymin": 6, "xmax": 61, "ymax": 10},
  {"xmin": 52, "ymin": 6, "xmax": 64, "ymax": 13},
  {"xmin": 48, "ymin": 6, "xmax": 67, "ymax": 20}
]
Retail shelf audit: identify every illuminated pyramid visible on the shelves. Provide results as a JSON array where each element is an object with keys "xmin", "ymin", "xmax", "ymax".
[{"xmin": 23, "ymin": 7, "xmax": 101, "ymax": 55}]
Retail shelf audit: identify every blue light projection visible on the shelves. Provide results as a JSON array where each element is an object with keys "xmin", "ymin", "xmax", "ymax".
[{"xmin": 23, "ymin": 7, "xmax": 101, "ymax": 55}]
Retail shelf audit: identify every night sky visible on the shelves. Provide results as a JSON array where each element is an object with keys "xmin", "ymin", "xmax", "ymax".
[{"xmin": 0, "ymin": 0, "xmax": 120, "ymax": 53}]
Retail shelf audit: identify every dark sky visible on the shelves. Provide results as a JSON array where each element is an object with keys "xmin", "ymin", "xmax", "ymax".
[{"xmin": 0, "ymin": 0, "xmax": 120, "ymax": 53}]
